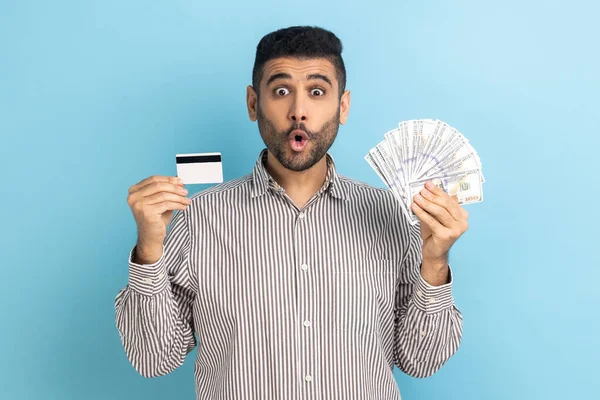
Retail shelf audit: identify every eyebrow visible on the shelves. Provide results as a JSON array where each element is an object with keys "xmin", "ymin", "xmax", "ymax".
[{"xmin": 265, "ymin": 72, "xmax": 333, "ymax": 88}]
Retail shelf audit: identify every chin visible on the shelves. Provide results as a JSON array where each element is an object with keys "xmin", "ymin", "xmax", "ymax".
[{"xmin": 284, "ymin": 157, "xmax": 317, "ymax": 172}]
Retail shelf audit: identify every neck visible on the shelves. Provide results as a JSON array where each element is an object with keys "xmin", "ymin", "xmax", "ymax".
[{"xmin": 264, "ymin": 151, "xmax": 328, "ymax": 209}]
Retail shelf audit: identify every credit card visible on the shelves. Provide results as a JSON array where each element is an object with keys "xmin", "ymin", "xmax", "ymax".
[{"xmin": 175, "ymin": 152, "xmax": 223, "ymax": 184}]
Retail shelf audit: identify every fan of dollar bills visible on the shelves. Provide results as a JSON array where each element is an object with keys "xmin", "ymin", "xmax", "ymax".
[{"xmin": 365, "ymin": 119, "xmax": 484, "ymax": 225}]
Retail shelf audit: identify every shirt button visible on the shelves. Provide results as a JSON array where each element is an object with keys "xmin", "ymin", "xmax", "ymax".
[
  {"xmin": 301, "ymin": 264, "xmax": 308, "ymax": 271},
  {"xmin": 429, "ymin": 298, "xmax": 436, "ymax": 304},
  {"xmin": 142, "ymin": 277, "xmax": 153, "ymax": 284},
  {"xmin": 416, "ymin": 290, "xmax": 423, "ymax": 298},
  {"xmin": 305, "ymin": 375, "xmax": 312, "ymax": 382},
  {"xmin": 421, "ymin": 330, "xmax": 427, "ymax": 337},
  {"xmin": 303, "ymin": 320, "xmax": 311, "ymax": 327},
  {"xmin": 298, "ymin": 212, "xmax": 305, "ymax": 219}
]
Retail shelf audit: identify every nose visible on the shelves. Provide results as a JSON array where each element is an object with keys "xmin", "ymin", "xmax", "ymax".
[{"xmin": 288, "ymin": 94, "xmax": 308, "ymax": 123}]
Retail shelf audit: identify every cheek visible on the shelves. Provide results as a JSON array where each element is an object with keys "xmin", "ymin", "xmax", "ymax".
[
  {"xmin": 260, "ymin": 100, "xmax": 289, "ymax": 126},
  {"xmin": 316, "ymin": 100, "xmax": 340, "ymax": 119}
]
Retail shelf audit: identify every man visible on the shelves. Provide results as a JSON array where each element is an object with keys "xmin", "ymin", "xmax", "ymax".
[{"xmin": 116, "ymin": 26, "xmax": 467, "ymax": 399}]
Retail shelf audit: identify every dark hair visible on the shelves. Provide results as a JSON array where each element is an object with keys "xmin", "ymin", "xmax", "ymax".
[{"xmin": 252, "ymin": 26, "xmax": 346, "ymax": 98}]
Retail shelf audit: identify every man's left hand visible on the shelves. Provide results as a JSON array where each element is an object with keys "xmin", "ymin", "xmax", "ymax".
[{"xmin": 411, "ymin": 180, "xmax": 469, "ymax": 268}]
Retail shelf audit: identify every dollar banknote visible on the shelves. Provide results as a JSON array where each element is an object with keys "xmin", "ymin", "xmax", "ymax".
[{"xmin": 365, "ymin": 119, "xmax": 484, "ymax": 225}]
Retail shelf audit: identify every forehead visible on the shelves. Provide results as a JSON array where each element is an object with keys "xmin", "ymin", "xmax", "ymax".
[{"xmin": 261, "ymin": 57, "xmax": 337, "ymax": 84}]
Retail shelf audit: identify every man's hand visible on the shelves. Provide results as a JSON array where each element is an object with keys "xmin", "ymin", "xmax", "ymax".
[
  {"xmin": 127, "ymin": 175, "xmax": 192, "ymax": 264},
  {"xmin": 411, "ymin": 180, "xmax": 469, "ymax": 285}
]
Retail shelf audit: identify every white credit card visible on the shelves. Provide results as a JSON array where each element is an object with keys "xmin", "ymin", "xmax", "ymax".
[{"xmin": 176, "ymin": 152, "xmax": 223, "ymax": 184}]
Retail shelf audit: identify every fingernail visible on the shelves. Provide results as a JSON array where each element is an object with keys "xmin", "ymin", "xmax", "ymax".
[
  {"xmin": 415, "ymin": 194, "xmax": 423, "ymax": 202},
  {"xmin": 425, "ymin": 181, "xmax": 433, "ymax": 190}
]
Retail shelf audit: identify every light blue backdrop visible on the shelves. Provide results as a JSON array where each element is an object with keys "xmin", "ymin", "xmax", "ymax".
[{"xmin": 1, "ymin": 0, "xmax": 598, "ymax": 399}]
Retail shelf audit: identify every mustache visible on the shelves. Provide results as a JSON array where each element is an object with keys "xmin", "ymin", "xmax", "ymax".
[{"xmin": 285, "ymin": 123, "xmax": 312, "ymax": 138}]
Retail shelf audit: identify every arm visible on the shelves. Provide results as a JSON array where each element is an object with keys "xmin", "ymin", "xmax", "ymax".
[
  {"xmin": 114, "ymin": 208, "xmax": 196, "ymax": 378},
  {"xmin": 393, "ymin": 221, "xmax": 463, "ymax": 378}
]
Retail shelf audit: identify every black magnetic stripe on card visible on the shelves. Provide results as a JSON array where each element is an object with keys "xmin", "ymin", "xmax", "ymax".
[{"xmin": 176, "ymin": 154, "xmax": 222, "ymax": 164}]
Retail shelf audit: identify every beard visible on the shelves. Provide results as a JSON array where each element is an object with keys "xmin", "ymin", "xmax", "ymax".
[{"xmin": 257, "ymin": 104, "xmax": 340, "ymax": 172}]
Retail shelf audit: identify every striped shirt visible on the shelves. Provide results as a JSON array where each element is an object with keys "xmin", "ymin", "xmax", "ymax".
[{"xmin": 114, "ymin": 148, "xmax": 463, "ymax": 400}]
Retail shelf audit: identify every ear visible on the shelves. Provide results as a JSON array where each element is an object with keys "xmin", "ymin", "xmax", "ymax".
[
  {"xmin": 247, "ymin": 85, "xmax": 258, "ymax": 122},
  {"xmin": 339, "ymin": 90, "xmax": 351, "ymax": 125}
]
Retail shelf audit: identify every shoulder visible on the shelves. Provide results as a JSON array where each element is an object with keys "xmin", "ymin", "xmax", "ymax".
[
  {"xmin": 174, "ymin": 174, "xmax": 253, "ymax": 225},
  {"xmin": 187, "ymin": 174, "xmax": 253, "ymax": 204},
  {"xmin": 337, "ymin": 174, "xmax": 397, "ymax": 205}
]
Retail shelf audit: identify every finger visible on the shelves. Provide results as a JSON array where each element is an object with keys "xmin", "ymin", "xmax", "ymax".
[
  {"xmin": 144, "ymin": 191, "xmax": 191, "ymax": 206},
  {"xmin": 423, "ymin": 188, "xmax": 469, "ymax": 236},
  {"xmin": 134, "ymin": 181, "xmax": 188, "ymax": 199},
  {"xmin": 445, "ymin": 192, "xmax": 469, "ymax": 221},
  {"xmin": 423, "ymin": 182, "xmax": 462, "ymax": 221},
  {"xmin": 129, "ymin": 176, "xmax": 182, "ymax": 194},
  {"xmin": 413, "ymin": 193, "xmax": 455, "ymax": 228},
  {"xmin": 446, "ymin": 193, "xmax": 470, "ymax": 224},
  {"xmin": 411, "ymin": 201, "xmax": 444, "ymax": 234},
  {"xmin": 150, "ymin": 201, "xmax": 190, "ymax": 214}
]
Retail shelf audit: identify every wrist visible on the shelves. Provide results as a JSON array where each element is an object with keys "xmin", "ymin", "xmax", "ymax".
[
  {"xmin": 134, "ymin": 240, "xmax": 164, "ymax": 265},
  {"xmin": 422, "ymin": 255, "xmax": 449, "ymax": 271},
  {"xmin": 420, "ymin": 256, "xmax": 450, "ymax": 287}
]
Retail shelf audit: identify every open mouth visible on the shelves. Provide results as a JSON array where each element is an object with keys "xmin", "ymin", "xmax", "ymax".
[{"xmin": 288, "ymin": 130, "xmax": 309, "ymax": 152}]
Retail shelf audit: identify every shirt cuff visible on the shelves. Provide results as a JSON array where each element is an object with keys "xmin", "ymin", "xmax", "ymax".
[
  {"xmin": 412, "ymin": 264, "xmax": 455, "ymax": 314},
  {"xmin": 127, "ymin": 245, "xmax": 169, "ymax": 296}
]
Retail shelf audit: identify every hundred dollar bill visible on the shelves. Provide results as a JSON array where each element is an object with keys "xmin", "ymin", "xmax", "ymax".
[
  {"xmin": 366, "ymin": 118, "xmax": 484, "ymax": 225},
  {"xmin": 407, "ymin": 168, "xmax": 483, "ymax": 224},
  {"xmin": 419, "ymin": 135, "xmax": 480, "ymax": 180}
]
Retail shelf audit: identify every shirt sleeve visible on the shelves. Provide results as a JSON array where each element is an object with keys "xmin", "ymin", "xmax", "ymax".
[
  {"xmin": 114, "ymin": 208, "xmax": 197, "ymax": 378},
  {"xmin": 393, "ymin": 213, "xmax": 464, "ymax": 378}
]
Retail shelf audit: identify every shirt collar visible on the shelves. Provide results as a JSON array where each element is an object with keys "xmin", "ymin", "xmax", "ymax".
[{"xmin": 251, "ymin": 148, "xmax": 348, "ymax": 201}]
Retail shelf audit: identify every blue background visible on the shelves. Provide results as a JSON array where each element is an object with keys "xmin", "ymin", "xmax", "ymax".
[{"xmin": 1, "ymin": 0, "xmax": 598, "ymax": 399}]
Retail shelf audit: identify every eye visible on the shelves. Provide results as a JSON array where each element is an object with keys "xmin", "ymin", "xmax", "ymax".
[
  {"xmin": 311, "ymin": 88, "xmax": 325, "ymax": 96},
  {"xmin": 275, "ymin": 87, "xmax": 290, "ymax": 96}
]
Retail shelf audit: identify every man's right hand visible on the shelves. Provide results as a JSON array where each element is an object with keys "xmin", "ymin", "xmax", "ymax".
[{"xmin": 127, "ymin": 175, "xmax": 192, "ymax": 264}]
